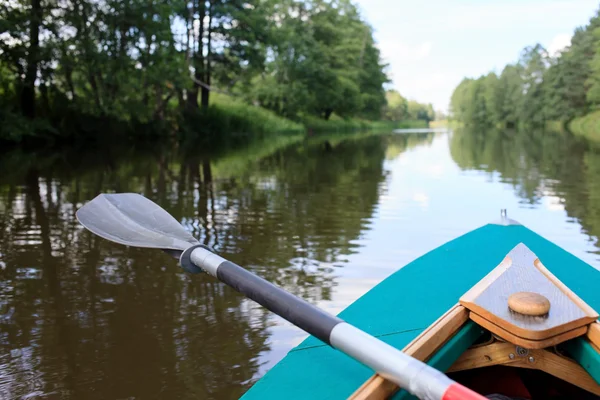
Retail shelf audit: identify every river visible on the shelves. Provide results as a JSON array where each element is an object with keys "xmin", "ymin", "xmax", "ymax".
[{"xmin": 0, "ymin": 127, "xmax": 599, "ymax": 399}]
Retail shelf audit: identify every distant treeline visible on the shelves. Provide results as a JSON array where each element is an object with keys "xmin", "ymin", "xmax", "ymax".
[
  {"xmin": 0, "ymin": 0, "xmax": 434, "ymax": 144},
  {"xmin": 450, "ymin": 8, "xmax": 600, "ymax": 129},
  {"xmin": 383, "ymin": 90, "xmax": 435, "ymax": 123}
]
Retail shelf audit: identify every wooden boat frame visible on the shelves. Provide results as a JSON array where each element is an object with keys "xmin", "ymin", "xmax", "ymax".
[{"xmin": 349, "ymin": 244, "xmax": 600, "ymax": 400}]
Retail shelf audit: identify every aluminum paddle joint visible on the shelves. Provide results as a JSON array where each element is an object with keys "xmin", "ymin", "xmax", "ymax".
[{"xmin": 179, "ymin": 244, "xmax": 221, "ymax": 275}]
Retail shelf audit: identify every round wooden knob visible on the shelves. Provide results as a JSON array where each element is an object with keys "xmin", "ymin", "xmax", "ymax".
[{"xmin": 508, "ymin": 292, "xmax": 550, "ymax": 316}]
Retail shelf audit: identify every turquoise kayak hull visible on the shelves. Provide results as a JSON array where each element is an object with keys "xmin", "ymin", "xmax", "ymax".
[{"xmin": 241, "ymin": 223, "xmax": 600, "ymax": 399}]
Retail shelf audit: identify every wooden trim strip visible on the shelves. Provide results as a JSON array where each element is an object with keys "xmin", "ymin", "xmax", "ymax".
[
  {"xmin": 349, "ymin": 376, "xmax": 396, "ymax": 400},
  {"xmin": 348, "ymin": 305, "xmax": 469, "ymax": 400},
  {"xmin": 534, "ymin": 259, "xmax": 599, "ymax": 319},
  {"xmin": 588, "ymin": 321, "xmax": 600, "ymax": 349},
  {"xmin": 460, "ymin": 257, "xmax": 512, "ymax": 304},
  {"xmin": 405, "ymin": 305, "xmax": 469, "ymax": 361}
]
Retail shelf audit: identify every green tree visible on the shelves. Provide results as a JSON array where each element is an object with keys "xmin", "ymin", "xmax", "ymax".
[
  {"xmin": 383, "ymin": 90, "xmax": 408, "ymax": 121},
  {"xmin": 356, "ymin": 30, "xmax": 388, "ymax": 120},
  {"xmin": 481, "ymin": 72, "xmax": 501, "ymax": 125},
  {"xmin": 498, "ymin": 64, "xmax": 524, "ymax": 126},
  {"xmin": 450, "ymin": 78, "xmax": 473, "ymax": 121},
  {"xmin": 407, "ymin": 100, "xmax": 435, "ymax": 123},
  {"xmin": 245, "ymin": 0, "xmax": 387, "ymax": 121},
  {"xmin": 186, "ymin": 0, "xmax": 271, "ymax": 110},
  {"xmin": 586, "ymin": 27, "xmax": 600, "ymax": 105}
]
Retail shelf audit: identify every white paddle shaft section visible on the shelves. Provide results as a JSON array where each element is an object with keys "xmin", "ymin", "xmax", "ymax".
[
  {"xmin": 330, "ymin": 323, "xmax": 453, "ymax": 399},
  {"xmin": 190, "ymin": 247, "xmax": 226, "ymax": 277}
]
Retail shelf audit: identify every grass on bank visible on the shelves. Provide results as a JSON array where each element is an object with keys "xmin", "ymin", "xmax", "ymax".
[
  {"xmin": 301, "ymin": 114, "xmax": 427, "ymax": 132},
  {"xmin": 569, "ymin": 110, "xmax": 600, "ymax": 142},
  {"xmin": 195, "ymin": 93, "xmax": 305, "ymax": 136},
  {"xmin": 207, "ymin": 93, "xmax": 427, "ymax": 135}
]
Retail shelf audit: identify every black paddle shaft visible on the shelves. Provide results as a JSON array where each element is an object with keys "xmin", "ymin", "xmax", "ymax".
[{"xmin": 216, "ymin": 260, "xmax": 343, "ymax": 345}]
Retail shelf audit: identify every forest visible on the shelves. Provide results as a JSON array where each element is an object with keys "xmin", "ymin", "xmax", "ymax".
[
  {"xmin": 449, "ymin": 7, "xmax": 600, "ymax": 139},
  {"xmin": 0, "ymin": 0, "xmax": 433, "ymax": 145}
]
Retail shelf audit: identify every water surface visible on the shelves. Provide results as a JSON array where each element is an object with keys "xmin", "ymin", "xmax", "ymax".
[{"xmin": 1, "ymin": 127, "xmax": 599, "ymax": 399}]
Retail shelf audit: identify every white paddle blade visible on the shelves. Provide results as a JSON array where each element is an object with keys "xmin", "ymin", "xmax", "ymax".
[{"xmin": 76, "ymin": 193, "xmax": 199, "ymax": 251}]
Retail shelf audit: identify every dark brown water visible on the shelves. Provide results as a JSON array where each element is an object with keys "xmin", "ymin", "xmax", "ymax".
[{"xmin": 0, "ymin": 128, "xmax": 599, "ymax": 399}]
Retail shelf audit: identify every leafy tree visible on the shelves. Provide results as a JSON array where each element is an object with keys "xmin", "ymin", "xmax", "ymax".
[
  {"xmin": 244, "ymin": 0, "xmax": 387, "ymax": 121},
  {"xmin": 497, "ymin": 65, "xmax": 524, "ymax": 126},
  {"xmin": 383, "ymin": 90, "xmax": 408, "ymax": 121},
  {"xmin": 185, "ymin": 0, "xmax": 271, "ymax": 109},
  {"xmin": 450, "ymin": 78, "xmax": 473, "ymax": 121},
  {"xmin": 356, "ymin": 30, "xmax": 388, "ymax": 120},
  {"xmin": 407, "ymin": 100, "xmax": 435, "ymax": 123},
  {"xmin": 481, "ymin": 72, "xmax": 501, "ymax": 125},
  {"xmin": 586, "ymin": 27, "xmax": 600, "ymax": 105},
  {"xmin": 518, "ymin": 44, "xmax": 548, "ymax": 126}
]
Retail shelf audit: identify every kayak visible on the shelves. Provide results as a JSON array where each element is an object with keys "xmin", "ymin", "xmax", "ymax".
[{"xmin": 241, "ymin": 217, "xmax": 600, "ymax": 399}]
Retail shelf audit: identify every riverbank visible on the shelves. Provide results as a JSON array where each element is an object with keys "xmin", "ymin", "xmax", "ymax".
[
  {"xmin": 1, "ymin": 93, "xmax": 428, "ymax": 149},
  {"xmin": 569, "ymin": 111, "xmax": 600, "ymax": 142}
]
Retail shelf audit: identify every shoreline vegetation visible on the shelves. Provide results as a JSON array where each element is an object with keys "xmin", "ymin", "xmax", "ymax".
[
  {"xmin": 569, "ymin": 111, "xmax": 600, "ymax": 142},
  {"xmin": 448, "ymin": 7, "xmax": 600, "ymax": 144},
  {"xmin": 1, "ymin": 0, "xmax": 433, "ymax": 149}
]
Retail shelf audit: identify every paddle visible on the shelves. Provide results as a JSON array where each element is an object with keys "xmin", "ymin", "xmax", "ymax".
[{"xmin": 76, "ymin": 193, "xmax": 484, "ymax": 400}]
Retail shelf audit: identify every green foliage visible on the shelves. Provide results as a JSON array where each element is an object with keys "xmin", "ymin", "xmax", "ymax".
[
  {"xmin": 450, "ymin": 8, "xmax": 600, "ymax": 129},
  {"xmin": 243, "ymin": 0, "xmax": 387, "ymax": 121},
  {"xmin": 0, "ymin": 0, "xmax": 390, "ymax": 144},
  {"xmin": 586, "ymin": 28, "xmax": 600, "ymax": 105},
  {"xmin": 569, "ymin": 110, "xmax": 600, "ymax": 142},
  {"xmin": 181, "ymin": 94, "xmax": 304, "ymax": 147},
  {"xmin": 407, "ymin": 100, "xmax": 435, "ymax": 123},
  {"xmin": 382, "ymin": 90, "xmax": 408, "ymax": 121},
  {"xmin": 382, "ymin": 90, "xmax": 433, "ymax": 123}
]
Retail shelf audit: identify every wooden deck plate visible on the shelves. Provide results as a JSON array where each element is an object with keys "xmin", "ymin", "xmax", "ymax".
[{"xmin": 460, "ymin": 243, "xmax": 598, "ymax": 341}]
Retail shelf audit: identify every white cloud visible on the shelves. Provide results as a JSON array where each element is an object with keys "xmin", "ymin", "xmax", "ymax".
[
  {"xmin": 548, "ymin": 33, "xmax": 572, "ymax": 56},
  {"xmin": 419, "ymin": 1, "xmax": 596, "ymax": 33},
  {"xmin": 379, "ymin": 40, "xmax": 433, "ymax": 62},
  {"xmin": 416, "ymin": 42, "xmax": 433, "ymax": 59}
]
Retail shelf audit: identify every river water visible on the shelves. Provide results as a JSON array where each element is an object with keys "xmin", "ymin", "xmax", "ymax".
[{"xmin": 0, "ymin": 127, "xmax": 599, "ymax": 399}]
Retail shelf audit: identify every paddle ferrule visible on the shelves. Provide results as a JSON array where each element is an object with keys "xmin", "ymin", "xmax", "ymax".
[{"xmin": 184, "ymin": 244, "xmax": 225, "ymax": 275}]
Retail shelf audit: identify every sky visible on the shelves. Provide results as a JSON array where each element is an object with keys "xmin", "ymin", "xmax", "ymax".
[{"xmin": 354, "ymin": 0, "xmax": 600, "ymax": 113}]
